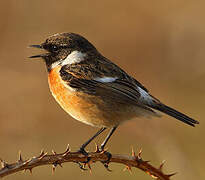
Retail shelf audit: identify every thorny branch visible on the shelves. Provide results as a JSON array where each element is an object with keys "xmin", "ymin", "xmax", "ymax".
[{"xmin": 0, "ymin": 145, "xmax": 176, "ymax": 180}]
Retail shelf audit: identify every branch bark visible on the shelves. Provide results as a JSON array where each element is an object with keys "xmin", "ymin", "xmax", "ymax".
[{"xmin": 0, "ymin": 145, "xmax": 176, "ymax": 179}]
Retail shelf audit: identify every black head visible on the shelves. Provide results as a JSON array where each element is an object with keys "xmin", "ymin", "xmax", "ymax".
[{"xmin": 29, "ymin": 33, "xmax": 98, "ymax": 70}]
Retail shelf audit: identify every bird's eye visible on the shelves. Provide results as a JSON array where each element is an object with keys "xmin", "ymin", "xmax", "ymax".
[{"xmin": 51, "ymin": 45, "xmax": 58, "ymax": 52}]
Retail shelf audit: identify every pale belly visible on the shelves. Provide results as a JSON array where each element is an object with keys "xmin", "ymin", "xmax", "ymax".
[{"xmin": 48, "ymin": 66, "xmax": 155, "ymax": 127}]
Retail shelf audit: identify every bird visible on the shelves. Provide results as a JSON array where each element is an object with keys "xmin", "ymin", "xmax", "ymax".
[{"xmin": 29, "ymin": 32, "xmax": 199, "ymax": 154}]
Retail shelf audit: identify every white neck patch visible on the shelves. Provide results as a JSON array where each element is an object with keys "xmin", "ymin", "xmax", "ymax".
[
  {"xmin": 51, "ymin": 60, "xmax": 62, "ymax": 69},
  {"xmin": 62, "ymin": 50, "xmax": 86, "ymax": 65},
  {"xmin": 51, "ymin": 51, "xmax": 86, "ymax": 69},
  {"xmin": 94, "ymin": 77, "xmax": 118, "ymax": 83}
]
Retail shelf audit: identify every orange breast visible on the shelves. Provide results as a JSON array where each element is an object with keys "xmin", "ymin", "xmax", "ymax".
[
  {"xmin": 48, "ymin": 66, "xmax": 94, "ymax": 122},
  {"xmin": 48, "ymin": 66, "xmax": 77, "ymax": 116},
  {"xmin": 49, "ymin": 66, "xmax": 65, "ymax": 97}
]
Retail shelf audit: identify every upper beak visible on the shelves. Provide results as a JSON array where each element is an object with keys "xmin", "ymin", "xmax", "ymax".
[
  {"xmin": 29, "ymin": 44, "xmax": 50, "ymax": 58},
  {"xmin": 29, "ymin": 44, "xmax": 43, "ymax": 49}
]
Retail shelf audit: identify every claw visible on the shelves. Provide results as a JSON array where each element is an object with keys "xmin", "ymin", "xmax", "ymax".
[
  {"xmin": 100, "ymin": 151, "xmax": 112, "ymax": 172},
  {"xmin": 75, "ymin": 162, "xmax": 88, "ymax": 171},
  {"xmin": 84, "ymin": 162, "xmax": 92, "ymax": 174},
  {"xmin": 101, "ymin": 151, "xmax": 112, "ymax": 163},
  {"xmin": 103, "ymin": 163, "xmax": 112, "ymax": 172},
  {"xmin": 94, "ymin": 146, "xmax": 112, "ymax": 171}
]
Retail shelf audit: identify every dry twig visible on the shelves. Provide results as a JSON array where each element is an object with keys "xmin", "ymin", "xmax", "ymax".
[{"xmin": 0, "ymin": 145, "xmax": 176, "ymax": 179}]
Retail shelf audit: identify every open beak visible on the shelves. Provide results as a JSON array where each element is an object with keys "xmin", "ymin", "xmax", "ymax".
[
  {"xmin": 29, "ymin": 44, "xmax": 50, "ymax": 58},
  {"xmin": 29, "ymin": 44, "xmax": 43, "ymax": 49}
]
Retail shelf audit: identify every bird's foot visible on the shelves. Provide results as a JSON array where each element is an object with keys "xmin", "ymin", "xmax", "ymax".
[
  {"xmin": 76, "ymin": 147, "xmax": 91, "ymax": 170},
  {"xmin": 97, "ymin": 146, "xmax": 112, "ymax": 171}
]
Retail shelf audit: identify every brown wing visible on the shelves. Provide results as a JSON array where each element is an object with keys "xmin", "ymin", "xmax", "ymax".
[
  {"xmin": 59, "ymin": 64, "xmax": 157, "ymax": 114},
  {"xmin": 59, "ymin": 63, "xmax": 140, "ymax": 100},
  {"xmin": 60, "ymin": 55, "xmax": 149, "ymax": 92}
]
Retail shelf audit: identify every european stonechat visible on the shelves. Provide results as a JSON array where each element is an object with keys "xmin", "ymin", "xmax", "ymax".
[{"xmin": 30, "ymin": 33, "xmax": 199, "ymax": 153}]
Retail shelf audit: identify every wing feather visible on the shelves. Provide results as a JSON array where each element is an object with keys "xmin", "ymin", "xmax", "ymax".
[{"xmin": 59, "ymin": 66, "xmax": 156, "ymax": 114}]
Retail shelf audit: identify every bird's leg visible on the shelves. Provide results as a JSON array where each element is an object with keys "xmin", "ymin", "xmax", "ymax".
[
  {"xmin": 100, "ymin": 126, "xmax": 117, "ymax": 151},
  {"xmin": 100, "ymin": 126, "xmax": 117, "ymax": 169},
  {"xmin": 78, "ymin": 127, "xmax": 106, "ymax": 162}
]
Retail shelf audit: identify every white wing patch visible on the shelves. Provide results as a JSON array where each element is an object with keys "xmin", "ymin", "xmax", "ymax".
[
  {"xmin": 94, "ymin": 77, "xmax": 153, "ymax": 105},
  {"xmin": 138, "ymin": 87, "xmax": 153, "ymax": 104},
  {"xmin": 94, "ymin": 77, "xmax": 118, "ymax": 83},
  {"xmin": 62, "ymin": 50, "xmax": 86, "ymax": 65}
]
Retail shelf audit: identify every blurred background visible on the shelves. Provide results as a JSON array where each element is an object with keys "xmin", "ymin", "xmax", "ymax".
[{"xmin": 0, "ymin": 0, "xmax": 204, "ymax": 179}]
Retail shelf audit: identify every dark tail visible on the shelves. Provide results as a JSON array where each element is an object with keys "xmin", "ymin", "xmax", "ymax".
[{"xmin": 149, "ymin": 103, "xmax": 199, "ymax": 127}]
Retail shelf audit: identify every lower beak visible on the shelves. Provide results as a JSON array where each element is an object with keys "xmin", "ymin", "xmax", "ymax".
[
  {"xmin": 29, "ymin": 54, "xmax": 50, "ymax": 58},
  {"xmin": 29, "ymin": 44, "xmax": 50, "ymax": 58}
]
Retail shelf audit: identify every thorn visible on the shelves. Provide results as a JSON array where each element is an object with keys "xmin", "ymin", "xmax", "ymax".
[
  {"xmin": 99, "ymin": 147, "xmax": 108, "ymax": 154},
  {"xmin": 52, "ymin": 162, "xmax": 62, "ymax": 173},
  {"xmin": 39, "ymin": 149, "xmax": 44, "ymax": 157},
  {"xmin": 95, "ymin": 143, "xmax": 100, "ymax": 153},
  {"xmin": 53, "ymin": 161, "xmax": 63, "ymax": 168},
  {"xmin": 24, "ymin": 168, "xmax": 33, "ymax": 174},
  {"xmin": 137, "ymin": 148, "xmax": 142, "ymax": 159},
  {"xmin": 28, "ymin": 168, "xmax": 33, "ymax": 174},
  {"xmin": 0, "ymin": 158, "xmax": 3, "ymax": 166},
  {"xmin": 131, "ymin": 146, "xmax": 136, "ymax": 157},
  {"xmin": 167, "ymin": 172, "xmax": 177, "ymax": 177},
  {"xmin": 87, "ymin": 163, "xmax": 92, "ymax": 174},
  {"xmin": 18, "ymin": 150, "xmax": 23, "ymax": 162},
  {"xmin": 104, "ymin": 148, "xmax": 109, "ymax": 151},
  {"xmin": 149, "ymin": 174, "xmax": 157, "ymax": 179},
  {"xmin": 52, "ymin": 150, "xmax": 57, "ymax": 155},
  {"xmin": 123, "ymin": 165, "xmax": 132, "ymax": 174},
  {"xmin": 38, "ymin": 149, "xmax": 47, "ymax": 160},
  {"xmin": 100, "ymin": 150, "xmax": 105, "ymax": 154},
  {"xmin": 24, "ymin": 158, "xmax": 32, "ymax": 166},
  {"xmin": 144, "ymin": 160, "xmax": 150, "ymax": 163},
  {"xmin": 159, "ymin": 160, "xmax": 166, "ymax": 170},
  {"xmin": 52, "ymin": 165, "xmax": 56, "ymax": 174},
  {"xmin": 1, "ymin": 160, "xmax": 8, "ymax": 168},
  {"xmin": 63, "ymin": 144, "xmax": 70, "ymax": 157},
  {"xmin": 52, "ymin": 161, "xmax": 61, "ymax": 173}
]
